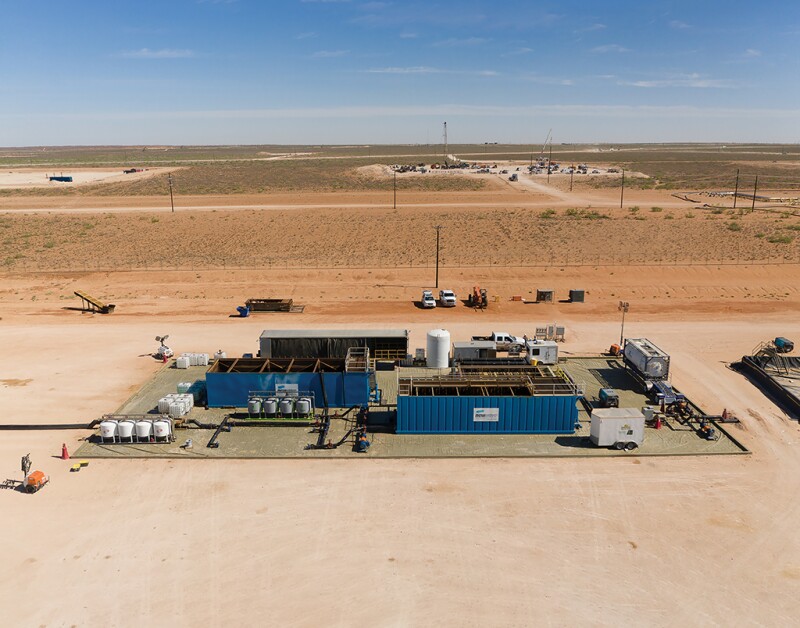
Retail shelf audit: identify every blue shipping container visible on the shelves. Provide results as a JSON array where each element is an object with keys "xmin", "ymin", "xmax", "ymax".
[
  {"xmin": 206, "ymin": 372, "xmax": 370, "ymax": 408},
  {"xmin": 396, "ymin": 395, "xmax": 578, "ymax": 434}
]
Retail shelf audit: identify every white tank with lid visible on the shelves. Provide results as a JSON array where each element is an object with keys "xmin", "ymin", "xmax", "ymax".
[
  {"xmin": 263, "ymin": 398, "xmax": 278, "ymax": 416},
  {"xmin": 279, "ymin": 398, "xmax": 295, "ymax": 416},
  {"xmin": 248, "ymin": 398, "xmax": 262, "ymax": 415},
  {"xmin": 99, "ymin": 420, "xmax": 118, "ymax": 441},
  {"xmin": 296, "ymin": 398, "xmax": 312, "ymax": 416},
  {"xmin": 154, "ymin": 420, "xmax": 171, "ymax": 440},
  {"xmin": 135, "ymin": 420, "xmax": 153, "ymax": 440},
  {"xmin": 426, "ymin": 329, "xmax": 451, "ymax": 368},
  {"xmin": 117, "ymin": 420, "xmax": 135, "ymax": 441}
]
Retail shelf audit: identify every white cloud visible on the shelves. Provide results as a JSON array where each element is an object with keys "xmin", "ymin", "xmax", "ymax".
[
  {"xmin": 433, "ymin": 37, "xmax": 489, "ymax": 47},
  {"xmin": 504, "ymin": 47, "xmax": 534, "ymax": 56},
  {"xmin": 120, "ymin": 48, "xmax": 196, "ymax": 59},
  {"xmin": 364, "ymin": 66, "xmax": 498, "ymax": 77},
  {"xmin": 577, "ymin": 23, "xmax": 606, "ymax": 33},
  {"xmin": 669, "ymin": 20, "xmax": 691, "ymax": 29},
  {"xmin": 591, "ymin": 44, "xmax": 630, "ymax": 53},
  {"xmin": 399, "ymin": 32, "xmax": 418, "ymax": 39},
  {"xmin": 295, "ymin": 32, "xmax": 317, "ymax": 40},
  {"xmin": 617, "ymin": 73, "xmax": 736, "ymax": 89},
  {"xmin": 311, "ymin": 50, "xmax": 349, "ymax": 58},
  {"xmin": 744, "ymin": 48, "xmax": 762, "ymax": 57}
]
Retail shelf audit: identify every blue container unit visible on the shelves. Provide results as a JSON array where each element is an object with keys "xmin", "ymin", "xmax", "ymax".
[
  {"xmin": 206, "ymin": 371, "xmax": 370, "ymax": 408},
  {"xmin": 396, "ymin": 395, "xmax": 579, "ymax": 434}
]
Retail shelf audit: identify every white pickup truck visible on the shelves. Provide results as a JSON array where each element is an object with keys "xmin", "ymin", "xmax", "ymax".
[
  {"xmin": 421, "ymin": 290, "xmax": 437, "ymax": 308},
  {"xmin": 471, "ymin": 331, "xmax": 526, "ymax": 352},
  {"xmin": 439, "ymin": 289, "xmax": 457, "ymax": 307}
]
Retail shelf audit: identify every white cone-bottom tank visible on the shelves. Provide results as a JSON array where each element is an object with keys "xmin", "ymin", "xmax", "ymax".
[
  {"xmin": 153, "ymin": 420, "xmax": 171, "ymax": 441},
  {"xmin": 135, "ymin": 420, "xmax": 153, "ymax": 441},
  {"xmin": 99, "ymin": 420, "xmax": 118, "ymax": 441},
  {"xmin": 296, "ymin": 398, "xmax": 312, "ymax": 416},
  {"xmin": 279, "ymin": 398, "xmax": 295, "ymax": 416},
  {"xmin": 117, "ymin": 420, "xmax": 135, "ymax": 441},
  {"xmin": 263, "ymin": 398, "xmax": 278, "ymax": 416},
  {"xmin": 426, "ymin": 329, "xmax": 451, "ymax": 368}
]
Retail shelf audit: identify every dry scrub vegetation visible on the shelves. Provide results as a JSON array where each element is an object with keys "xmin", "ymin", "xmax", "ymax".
[{"xmin": 2, "ymin": 207, "xmax": 798, "ymax": 271}]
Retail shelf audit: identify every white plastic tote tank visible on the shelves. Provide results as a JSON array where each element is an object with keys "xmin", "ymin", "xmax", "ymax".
[{"xmin": 426, "ymin": 329, "xmax": 451, "ymax": 368}]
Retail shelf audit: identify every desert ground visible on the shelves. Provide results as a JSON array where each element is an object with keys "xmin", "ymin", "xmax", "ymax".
[{"xmin": 1, "ymin": 145, "xmax": 800, "ymax": 626}]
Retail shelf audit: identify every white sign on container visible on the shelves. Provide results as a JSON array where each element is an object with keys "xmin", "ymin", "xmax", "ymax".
[
  {"xmin": 473, "ymin": 408, "xmax": 499, "ymax": 422},
  {"xmin": 275, "ymin": 383, "xmax": 299, "ymax": 396}
]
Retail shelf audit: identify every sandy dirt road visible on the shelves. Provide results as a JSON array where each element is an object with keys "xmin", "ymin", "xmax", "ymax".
[{"xmin": 1, "ymin": 284, "xmax": 799, "ymax": 625}]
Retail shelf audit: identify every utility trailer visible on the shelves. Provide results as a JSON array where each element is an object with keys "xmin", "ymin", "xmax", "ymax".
[{"xmin": 590, "ymin": 408, "xmax": 645, "ymax": 450}]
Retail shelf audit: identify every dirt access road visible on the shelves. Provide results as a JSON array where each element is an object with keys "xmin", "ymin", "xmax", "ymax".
[{"xmin": 0, "ymin": 288, "xmax": 799, "ymax": 625}]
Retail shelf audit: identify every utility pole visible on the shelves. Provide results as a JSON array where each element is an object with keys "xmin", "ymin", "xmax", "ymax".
[
  {"xmin": 618, "ymin": 301, "xmax": 629, "ymax": 346},
  {"xmin": 168, "ymin": 173, "xmax": 175, "ymax": 213},
  {"xmin": 393, "ymin": 170, "xmax": 397, "ymax": 209},
  {"xmin": 570, "ymin": 169, "xmax": 574, "ymax": 192},
  {"xmin": 434, "ymin": 225, "xmax": 443, "ymax": 289},
  {"xmin": 620, "ymin": 169, "xmax": 625, "ymax": 209},
  {"xmin": 733, "ymin": 168, "xmax": 740, "ymax": 209},
  {"xmin": 751, "ymin": 175, "xmax": 758, "ymax": 212},
  {"xmin": 443, "ymin": 121, "xmax": 448, "ymax": 166},
  {"xmin": 547, "ymin": 143, "xmax": 552, "ymax": 184}
]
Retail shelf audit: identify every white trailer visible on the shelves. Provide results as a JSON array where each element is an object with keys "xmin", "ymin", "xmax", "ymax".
[
  {"xmin": 590, "ymin": 407, "xmax": 645, "ymax": 450},
  {"xmin": 526, "ymin": 339, "xmax": 558, "ymax": 365}
]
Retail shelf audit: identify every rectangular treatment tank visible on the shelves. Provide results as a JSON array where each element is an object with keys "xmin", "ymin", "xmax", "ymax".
[
  {"xmin": 396, "ymin": 394, "xmax": 578, "ymax": 434},
  {"xmin": 206, "ymin": 371, "xmax": 370, "ymax": 408}
]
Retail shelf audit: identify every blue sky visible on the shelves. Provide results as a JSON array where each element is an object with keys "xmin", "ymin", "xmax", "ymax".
[{"xmin": 0, "ymin": 0, "xmax": 798, "ymax": 145}]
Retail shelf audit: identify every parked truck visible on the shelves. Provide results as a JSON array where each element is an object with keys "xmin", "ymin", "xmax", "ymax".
[
  {"xmin": 471, "ymin": 331, "xmax": 526, "ymax": 352},
  {"xmin": 590, "ymin": 408, "xmax": 645, "ymax": 450},
  {"xmin": 439, "ymin": 289, "xmax": 457, "ymax": 307}
]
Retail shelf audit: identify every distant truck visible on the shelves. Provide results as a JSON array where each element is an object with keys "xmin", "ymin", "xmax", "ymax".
[
  {"xmin": 508, "ymin": 173, "xmax": 518, "ymax": 182},
  {"xmin": 590, "ymin": 408, "xmax": 645, "ymax": 450},
  {"xmin": 471, "ymin": 331, "xmax": 526, "ymax": 352},
  {"xmin": 421, "ymin": 290, "xmax": 437, "ymax": 308},
  {"xmin": 439, "ymin": 289, "xmax": 457, "ymax": 307}
]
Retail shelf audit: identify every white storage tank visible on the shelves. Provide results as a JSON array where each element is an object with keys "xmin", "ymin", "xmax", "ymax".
[
  {"xmin": 177, "ymin": 382, "xmax": 191, "ymax": 394},
  {"xmin": 214, "ymin": 350, "xmax": 226, "ymax": 360},
  {"xmin": 426, "ymin": 329, "xmax": 451, "ymax": 368},
  {"xmin": 198, "ymin": 353, "xmax": 209, "ymax": 366},
  {"xmin": 296, "ymin": 398, "xmax": 312, "ymax": 416},
  {"xmin": 263, "ymin": 398, "xmax": 278, "ymax": 417},
  {"xmin": 154, "ymin": 420, "xmax": 171, "ymax": 441},
  {"xmin": 135, "ymin": 420, "xmax": 153, "ymax": 441},
  {"xmin": 279, "ymin": 398, "xmax": 295, "ymax": 416},
  {"xmin": 176, "ymin": 356, "xmax": 190, "ymax": 369},
  {"xmin": 99, "ymin": 420, "xmax": 118, "ymax": 442},
  {"xmin": 117, "ymin": 420, "xmax": 135, "ymax": 442},
  {"xmin": 248, "ymin": 398, "xmax": 262, "ymax": 416},
  {"xmin": 623, "ymin": 338, "xmax": 670, "ymax": 380}
]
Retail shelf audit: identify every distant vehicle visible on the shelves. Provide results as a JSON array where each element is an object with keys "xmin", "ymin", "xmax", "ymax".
[
  {"xmin": 500, "ymin": 169, "xmax": 509, "ymax": 174},
  {"xmin": 608, "ymin": 168, "xmax": 619, "ymax": 173},
  {"xmin": 471, "ymin": 331, "xmax": 525, "ymax": 352},
  {"xmin": 592, "ymin": 169, "xmax": 600, "ymax": 174},
  {"xmin": 421, "ymin": 290, "xmax": 437, "ymax": 308},
  {"xmin": 590, "ymin": 408, "xmax": 645, "ymax": 450},
  {"xmin": 508, "ymin": 173, "xmax": 518, "ymax": 182},
  {"xmin": 439, "ymin": 290, "xmax": 457, "ymax": 307}
]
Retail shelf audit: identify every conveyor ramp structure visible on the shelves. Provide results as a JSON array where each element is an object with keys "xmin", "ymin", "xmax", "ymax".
[{"xmin": 74, "ymin": 291, "xmax": 115, "ymax": 314}]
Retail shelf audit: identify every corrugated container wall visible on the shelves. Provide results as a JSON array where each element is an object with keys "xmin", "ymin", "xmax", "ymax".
[{"xmin": 396, "ymin": 395, "xmax": 578, "ymax": 434}]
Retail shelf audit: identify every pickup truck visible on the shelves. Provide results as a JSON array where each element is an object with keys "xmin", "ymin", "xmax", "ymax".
[
  {"xmin": 421, "ymin": 290, "xmax": 437, "ymax": 308},
  {"xmin": 471, "ymin": 331, "xmax": 526, "ymax": 352},
  {"xmin": 439, "ymin": 289, "xmax": 457, "ymax": 307}
]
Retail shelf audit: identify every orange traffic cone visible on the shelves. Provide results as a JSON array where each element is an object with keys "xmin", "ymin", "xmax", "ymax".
[
  {"xmin": 722, "ymin": 408, "xmax": 729, "ymax": 421},
  {"xmin": 61, "ymin": 443, "xmax": 70, "ymax": 460}
]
